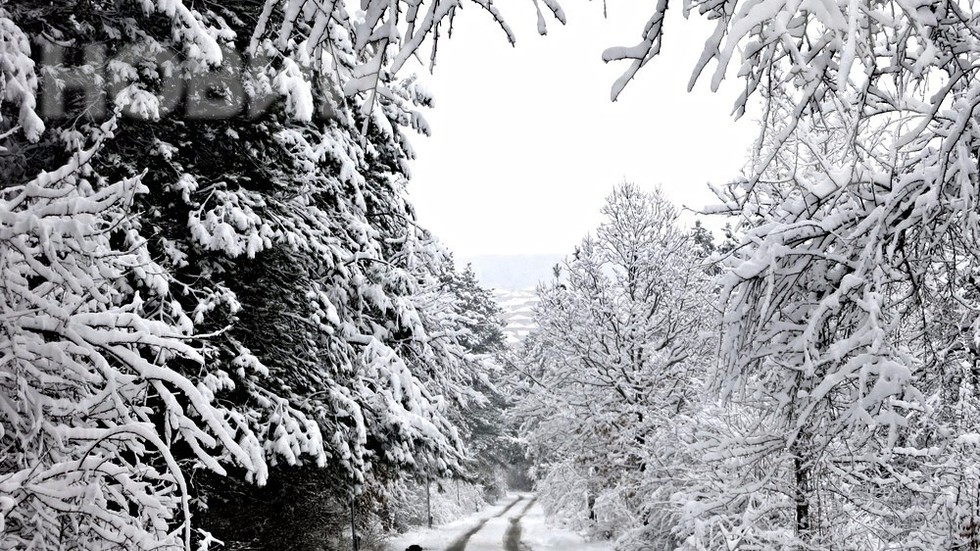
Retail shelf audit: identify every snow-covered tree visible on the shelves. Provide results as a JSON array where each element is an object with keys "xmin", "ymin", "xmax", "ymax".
[
  {"xmin": 0, "ymin": 117, "xmax": 267, "ymax": 548},
  {"xmin": 517, "ymin": 184, "xmax": 714, "ymax": 548},
  {"xmin": 439, "ymin": 264, "xmax": 518, "ymax": 488},
  {"xmin": 600, "ymin": 0, "xmax": 980, "ymax": 547},
  {"xmin": 385, "ymin": 263, "xmax": 521, "ymax": 533}
]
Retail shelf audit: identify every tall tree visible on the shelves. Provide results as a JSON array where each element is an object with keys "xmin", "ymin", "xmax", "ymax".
[{"xmin": 517, "ymin": 184, "xmax": 713, "ymax": 547}]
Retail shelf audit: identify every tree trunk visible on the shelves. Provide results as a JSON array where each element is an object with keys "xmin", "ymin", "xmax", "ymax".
[
  {"xmin": 794, "ymin": 452, "xmax": 810, "ymax": 545},
  {"xmin": 349, "ymin": 497, "xmax": 359, "ymax": 551},
  {"xmin": 425, "ymin": 472, "xmax": 433, "ymax": 528}
]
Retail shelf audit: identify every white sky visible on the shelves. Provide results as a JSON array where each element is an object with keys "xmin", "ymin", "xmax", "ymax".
[{"xmin": 406, "ymin": 0, "xmax": 758, "ymax": 257}]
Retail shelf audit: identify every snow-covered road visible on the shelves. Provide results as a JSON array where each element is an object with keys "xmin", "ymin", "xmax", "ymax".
[{"xmin": 387, "ymin": 494, "xmax": 612, "ymax": 551}]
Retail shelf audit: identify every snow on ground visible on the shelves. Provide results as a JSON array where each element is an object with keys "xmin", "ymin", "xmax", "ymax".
[
  {"xmin": 519, "ymin": 501, "xmax": 611, "ymax": 551},
  {"xmin": 464, "ymin": 515, "xmax": 511, "ymax": 551},
  {"xmin": 387, "ymin": 493, "xmax": 613, "ymax": 551},
  {"xmin": 386, "ymin": 493, "xmax": 521, "ymax": 551}
]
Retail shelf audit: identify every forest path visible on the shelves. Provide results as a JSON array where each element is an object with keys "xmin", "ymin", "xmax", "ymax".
[
  {"xmin": 445, "ymin": 494, "xmax": 524, "ymax": 551},
  {"xmin": 387, "ymin": 493, "xmax": 610, "ymax": 551},
  {"xmin": 503, "ymin": 496, "xmax": 537, "ymax": 551}
]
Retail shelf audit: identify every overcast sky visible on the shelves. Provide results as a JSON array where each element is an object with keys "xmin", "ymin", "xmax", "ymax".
[{"xmin": 407, "ymin": 0, "xmax": 758, "ymax": 257}]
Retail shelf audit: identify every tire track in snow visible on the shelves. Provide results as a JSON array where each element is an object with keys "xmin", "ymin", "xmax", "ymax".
[
  {"xmin": 493, "ymin": 495, "xmax": 525, "ymax": 518},
  {"xmin": 445, "ymin": 495, "xmax": 524, "ymax": 551},
  {"xmin": 503, "ymin": 497, "xmax": 537, "ymax": 551}
]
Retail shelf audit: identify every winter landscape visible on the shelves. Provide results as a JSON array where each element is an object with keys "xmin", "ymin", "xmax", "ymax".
[{"xmin": 4, "ymin": 0, "xmax": 980, "ymax": 549}]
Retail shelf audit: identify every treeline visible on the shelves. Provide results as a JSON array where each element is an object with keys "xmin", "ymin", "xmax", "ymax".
[{"xmin": 518, "ymin": 170, "xmax": 980, "ymax": 548}]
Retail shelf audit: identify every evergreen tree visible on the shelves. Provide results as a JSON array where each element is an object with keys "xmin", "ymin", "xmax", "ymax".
[{"xmin": 0, "ymin": 0, "xmax": 561, "ymax": 546}]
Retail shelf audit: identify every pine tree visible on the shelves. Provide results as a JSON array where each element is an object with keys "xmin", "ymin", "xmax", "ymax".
[{"xmin": 0, "ymin": 0, "xmax": 562, "ymax": 546}]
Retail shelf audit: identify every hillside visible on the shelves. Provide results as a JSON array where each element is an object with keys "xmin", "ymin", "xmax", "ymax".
[
  {"xmin": 492, "ymin": 289, "xmax": 540, "ymax": 344},
  {"xmin": 459, "ymin": 255, "xmax": 562, "ymax": 344}
]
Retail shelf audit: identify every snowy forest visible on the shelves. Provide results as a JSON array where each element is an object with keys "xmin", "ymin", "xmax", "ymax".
[{"xmin": 3, "ymin": 0, "xmax": 980, "ymax": 549}]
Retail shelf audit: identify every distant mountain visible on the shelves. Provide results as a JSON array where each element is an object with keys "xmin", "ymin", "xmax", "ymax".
[
  {"xmin": 455, "ymin": 254, "xmax": 561, "ymax": 344},
  {"xmin": 459, "ymin": 254, "xmax": 563, "ymax": 344},
  {"xmin": 461, "ymin": 254, "xmax": 564, "ymax": 291}
]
